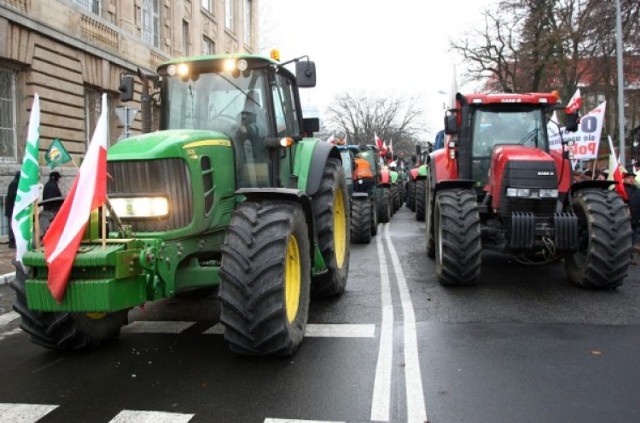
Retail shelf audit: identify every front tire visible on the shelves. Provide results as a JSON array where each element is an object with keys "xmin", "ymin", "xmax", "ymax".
[
  {"xmin": 351, "ymin": 198, "xmax": 372, "ymax": 244},
  {"xmin": 564, "ymin": 189, "xmax": 631, "ymax": 289},
  {"xmin": 434, "ymin": 189, "xmax": 482, "ymax": 286},
  {"xmin": 415, "ymin": 179, "xmax": 426, "ymax": 222},
  {"xmin": 311, "ymin": 158, "xmax": 350, "ymax": 297},
  {"xmin": 11, "ymin": 262, "xmax": 128, "ymax": 351},
  {"xmin": 219, "ymin": 200, "xmax": 311, "ymax": 355}
]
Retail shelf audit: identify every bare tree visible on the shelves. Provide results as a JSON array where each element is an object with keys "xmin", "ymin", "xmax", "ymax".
[
  {"xmin": 450, "ymin": 0, "xmax": 639, "ymax": 102},
  {"xmin": 325, "ymin": 93, "xmax": 424, "ymax": 158}
]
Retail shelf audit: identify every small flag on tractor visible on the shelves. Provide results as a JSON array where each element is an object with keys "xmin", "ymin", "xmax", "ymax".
[{"xmin": 44, "ymin": 138, "xmax": 72, "ymax": 169}]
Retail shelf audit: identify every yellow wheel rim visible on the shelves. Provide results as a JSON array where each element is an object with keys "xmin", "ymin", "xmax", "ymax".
[
  {"xmin": 333, "ymin": 190, "xmax": 347, "ymax": 269},
  {"xmin": 285, "ymin": 234, "xmax": 301, "ymax": 324},
  {"xmin": 85, "ymin": 312, "xmax": 107, "ymax": 320}
]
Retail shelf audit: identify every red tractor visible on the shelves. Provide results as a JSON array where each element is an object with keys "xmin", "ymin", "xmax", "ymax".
[{"xmin": 424, "ymin": 91, "xmax": 632, "ymax": 289}]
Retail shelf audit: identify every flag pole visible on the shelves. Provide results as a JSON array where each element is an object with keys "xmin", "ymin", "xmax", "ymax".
[
  {"xmin": 68, "ymin": 157, "xmax": 126, "ymax": 236},
  {"xmin": 34, "ymin": 200, "xmax": 41, "ymax": 251},
  {"xmin": 101, "ymin": 203, "xmax": 107, "ymax": 249}
]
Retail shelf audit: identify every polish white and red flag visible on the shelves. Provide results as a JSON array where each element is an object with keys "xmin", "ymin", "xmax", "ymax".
[
  {"xmin": 375, "ymin": 133, "xmax": 387, "ymax": 156},
  {"xmin": 43, "ymin": 94, "xmax": 109, "ymax": 302},
  {"xmin": 564, "ymin": 88, "xmax": 582, "ymax": 114}
]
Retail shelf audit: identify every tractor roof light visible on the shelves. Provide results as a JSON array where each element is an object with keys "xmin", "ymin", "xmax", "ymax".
[
  {"xmin": 223, "ymin": 59, "xmax": 236, "ymax": 72},
  {"xmin": 539, "ymin": 98, "xmax": 548, "ymax": 103},
  {"xmin": 177, "ymin": 63, "xmax": 190, "ymax": 78},
  {"xmin": 270, "ymin": 49, "xmax": 281, "ymax": 61},
  {"xmin": 472, "ymin": 99, "xmax": 483, "ymax": 104}
]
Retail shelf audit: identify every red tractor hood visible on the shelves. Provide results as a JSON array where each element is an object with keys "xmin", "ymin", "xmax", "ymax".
[{"xmin": 484, "ymin": 145, "xmax": 556, "ymax": 208}]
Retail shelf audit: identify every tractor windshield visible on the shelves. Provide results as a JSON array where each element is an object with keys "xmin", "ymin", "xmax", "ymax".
[
  {"xmin": 470, "ymin": 107, "xmax": 548, "ymax": 185},
  {"xmin": 161, "ymin": 69, "xmax": 270, "ymax": 140},
  {"xmin": 472, "ymin": 108, "xmax": 548, "ymax": 156}
]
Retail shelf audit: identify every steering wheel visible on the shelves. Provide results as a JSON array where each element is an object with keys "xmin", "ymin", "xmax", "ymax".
[{"xmin": 208, "ymin": 114, "xmax": 239, "ymax": 134}]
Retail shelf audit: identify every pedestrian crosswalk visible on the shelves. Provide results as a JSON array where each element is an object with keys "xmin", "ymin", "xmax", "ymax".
[
  {"xmin": 1, "ymin": 313, "xmax": 376, "ymax": 339},
  {"xmin": 0, "ymin": 403, "xmax": 345, "ymax": 423}
]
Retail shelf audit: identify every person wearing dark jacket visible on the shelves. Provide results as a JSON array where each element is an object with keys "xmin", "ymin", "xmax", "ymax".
[
  {"xmin": 42, "ymin": 171, "xmax": 63, "ymax": 212},
  {"xmin": 5, "ymin": 171, "xmax": 20, "ymax": 248},
  {"xmin": 623, "ymin": 170, "xmax": 640, "ymax": 264}
]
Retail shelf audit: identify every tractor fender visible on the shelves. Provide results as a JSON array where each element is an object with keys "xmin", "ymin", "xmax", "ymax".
[
  {"xmin": 433, "ymin": 179, "xmax": 476, "ymax": 195},
  {"xmin": 565, "ymin": 180, "xmax": 621, "ymax": 208},
  {"xmin": 235, "ymin": 188, "xmax": 315, "ymax": 262},
  {"xmin": 305, "ymin": 141, "xmax": 341, "ymax": 197}
]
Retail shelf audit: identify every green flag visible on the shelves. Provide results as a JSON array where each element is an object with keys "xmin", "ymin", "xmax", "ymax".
[
  {"xmin": 12, "ymin": 93, "xmax": 43, "ymax": 267},
  {"xmin": 44, "ymin": 138, "xmax": 71, "ymax": 168}
]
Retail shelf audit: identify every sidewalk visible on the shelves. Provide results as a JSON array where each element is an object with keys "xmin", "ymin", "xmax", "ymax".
[{"xmin": 0, "ymin": 238, "xmax": 16, "ymax": 285}]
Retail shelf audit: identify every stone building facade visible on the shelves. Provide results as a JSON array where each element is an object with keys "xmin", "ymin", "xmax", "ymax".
[{"xmin": 0, "ymin": 0, "xmax": 258, "ymax": 233}]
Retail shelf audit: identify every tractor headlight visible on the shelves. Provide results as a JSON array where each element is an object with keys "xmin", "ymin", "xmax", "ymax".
[
  {"xmin": 110, "ymin": 196, "xmax": 170, "ymax": 218},
  {"xmin": 506, "ymin": 188, "xmax": 531, "ymax": 197},
  {"xmin": 538, "ymin": 189, "xmax": 558, "ymax": 198}
]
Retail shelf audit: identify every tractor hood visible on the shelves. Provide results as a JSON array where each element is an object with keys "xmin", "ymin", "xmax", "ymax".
[
  {"xmin": 485, "ymin": 145, "xmax": 558, "ymax": 213},
  {"xmin": 108, "ymin": 129, "xmax": 231, "ymax": 161}
]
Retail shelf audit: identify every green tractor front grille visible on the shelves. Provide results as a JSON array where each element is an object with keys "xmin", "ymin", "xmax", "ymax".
[{"xmin": 107, "ymin": 159, "xmax": 193, "ymax": 232}]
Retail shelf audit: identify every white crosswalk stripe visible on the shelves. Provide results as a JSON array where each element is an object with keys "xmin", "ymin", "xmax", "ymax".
[
  {"xmin": 121, "ymin": 321, "xmax": 195, "ymax": 334},
  {"xmin": 264, "ymin": 419, "xmax": 345, "ymax": 423},
  {"xmin": 203, "ymin": 323, "xmax": 375, "ymax": 338},
  {"xmin": 109, "ymin": 409, "xmax": 194, "ymax": 423},
  {"xmin": 0, "ymin": 403, "xmax": 58, "ymax": 423}
]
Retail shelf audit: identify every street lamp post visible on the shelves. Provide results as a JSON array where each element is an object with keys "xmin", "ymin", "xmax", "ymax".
[{"xmin": 615, "ymin": 0, "xmax": 626, "ymax": 165}]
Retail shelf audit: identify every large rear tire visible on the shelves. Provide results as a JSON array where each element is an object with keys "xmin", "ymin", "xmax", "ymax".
[
  {"xmin": 378, "ymin": 188, "xmax": 391, "ymax": 223},
  {"xmin": 425, "ymin": 178, "xmax": 435, "ymax": 258},
  {"xmin": 351, "ymin": 198, "xmax": 372, "ymax": 244},
  {"xmin": 311, "ymin": 158, "xmax": 350, "ymax": 297},
  {"xmin": 219, "ymin": 200, "xmax": 311, "ymax": 355},
  {"xmin": 11, "ymin": 262, "xmax": 128, "ymax": 351},
  {"xmin": 370, "ymin": 197, "xmax": 379, "ymax": 236},
  {"xmin": 415, "ymin": 179, "xmax": 426, "ymax": 222},
  {"xmin": 564, "ymin": 190, "xmax": 631, "ymax": 289},
  {"xmin": 434, "ymin": 189, "xmax": 482, "ymax": 286}
]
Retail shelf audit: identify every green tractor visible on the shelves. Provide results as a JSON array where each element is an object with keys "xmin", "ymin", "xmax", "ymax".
[{"xmin": 12, "ymin": 52, "xmax": 351, "ymax": 356}]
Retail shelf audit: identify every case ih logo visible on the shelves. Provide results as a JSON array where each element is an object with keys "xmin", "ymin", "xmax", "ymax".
[
  {"xmin": 538, "ymin": 171, "xmax": 555, "ymax": 176},
  {"xmin": 500, "ymin": 99, "xmax": 522, "ymax": 103}
]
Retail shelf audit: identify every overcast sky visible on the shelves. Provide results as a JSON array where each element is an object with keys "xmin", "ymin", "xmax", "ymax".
[{"xmin": 259, "ymin": 0, "xmax": 497, "ymax": 141}]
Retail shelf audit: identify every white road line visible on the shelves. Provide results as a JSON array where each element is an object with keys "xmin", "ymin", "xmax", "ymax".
[
  {"xmin": 203, "ymin": 323, "xmax": 376, "ymax": 338},
  {"xmin": 110, "ymin": 410, "xmax": 194, "ymax": 423},
  {"xmin": 0, "ymin": 311, "xmax": 19, "ymax": 326},
  {"xmin": 0, "ymin": 403, "xmax": 58, "ymax": 423},
  {"xmin": 384, "ymin": 224, "xmax": 428, "ymax": 423},
  {"xmin": 121, "ymin": 321, "xmax": 195, "ymax": 334},
  {"xmin": 370, "ymin": 227, "xmax": 394, "ymax": 422},
  {"xmin": 264, "ymin": 419, "xmax": 344, "ymax": 423},
  {"xmin": 0, "ymin": 328, "xmax": 22, "ymax": 342}
]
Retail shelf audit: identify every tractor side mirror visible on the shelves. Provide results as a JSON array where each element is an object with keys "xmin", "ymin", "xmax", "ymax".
[
  {"xmin": 303, "ymin": 117, "xmax": 319, "ymax": 136},
  {"xmin": 444, "ymin": 114, "xmax": 458, "ymax": 135},
  {"xmin": 119, "ymin": 75, "xmax": 134, "ymax": 102},
  {"xmin": 296, "ymin": 61, "xmax": 316, "ymax": 88},
  {"xmin": 565, "ymin": 112, "xmax": 579, "ymax": 132}
]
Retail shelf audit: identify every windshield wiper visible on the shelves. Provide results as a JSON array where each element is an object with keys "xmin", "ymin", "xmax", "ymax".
[{"xmin": 519, "ymin": 128, "xmax": 539, "ymax": 146}]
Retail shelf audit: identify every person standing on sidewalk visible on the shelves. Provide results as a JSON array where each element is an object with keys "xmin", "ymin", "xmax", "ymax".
[
  {"xmin": 5, "ymin": 171, "xmax": 20, "ymax": 249},
  {"xmin": 623, "ymin": 170, "xmax": 640, "ymax": 264}
]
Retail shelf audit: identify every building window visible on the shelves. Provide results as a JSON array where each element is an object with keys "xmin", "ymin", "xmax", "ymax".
[
  {"xmin": 202, "ymin": 0, "xmax": 213, "ymax": 13},
  {"xmin": 183, "ymin": 20, "xmax": 190, "ymax": 56},
  {"xmin": 0, "ymin": 67, "xmax": 17, "ymax": 163},
  {"xmin": 73, "ymin": 0, "xmax": 101, "ymax": 15},
  {"xmin": 202, "ymin": 36, "xmax": 215, "ymax": 55},
  {"xmin": 142, "ymin": 0, "xmax": 160, "ymax": 48},
  {"xmin": 84, "ymin": 88, "xmax": 114, "ymax": 146},
  {"xmin": 225, "ymin": 0, "xmax": 234, "ymax": 31},
  {"xmin": 244, "ymin": 0, "xmax": 252, "ymax": 46}
]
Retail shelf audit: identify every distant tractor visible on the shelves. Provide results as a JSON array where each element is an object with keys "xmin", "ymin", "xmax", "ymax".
[
  {"xmin": 13, "ymin": 52, "xmax": 350, "ymax": 356},
  {"xmin": 424, "ymin": 91, "xmax": 631, "ymax": 289},
  {"xmin": 337, "ymin": 144, "xmax": 378, "ymax": 244}
]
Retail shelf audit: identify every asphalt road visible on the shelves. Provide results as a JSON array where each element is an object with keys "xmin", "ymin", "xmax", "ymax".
[{"xmin": 0, "ymin": 206, "xmax": 639, "ymax": 423}]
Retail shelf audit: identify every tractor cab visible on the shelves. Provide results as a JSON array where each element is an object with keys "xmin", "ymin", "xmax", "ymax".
[{"xmin": 155, "ymin": 54, "xmax": 317, "ymax": 189}]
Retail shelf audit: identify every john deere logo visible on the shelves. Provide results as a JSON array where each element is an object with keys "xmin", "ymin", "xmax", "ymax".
[{"xmin": 49, "ymin": 147, "xmax": 62, "ymax": 161}]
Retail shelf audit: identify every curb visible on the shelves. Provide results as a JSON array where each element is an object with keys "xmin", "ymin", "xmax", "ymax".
[{"xmin": 0, "ymin": 272, "xmax": 15, "ymax": 286}]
